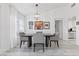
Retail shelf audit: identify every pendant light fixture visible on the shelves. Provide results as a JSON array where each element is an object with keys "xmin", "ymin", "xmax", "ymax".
[{"xmin": 34, "ymin": 4, "xmax": 40, "ymax": 20}]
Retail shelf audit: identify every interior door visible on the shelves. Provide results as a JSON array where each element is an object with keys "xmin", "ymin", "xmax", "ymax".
[{"xmin": 55, "ymin": 20, "xmax": 63, "ymax": 39}]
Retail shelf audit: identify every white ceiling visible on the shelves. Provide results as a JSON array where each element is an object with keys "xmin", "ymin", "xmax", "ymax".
[{"xmin": 11, "ymin": 3, "xmax": 69, "ymax": 16}]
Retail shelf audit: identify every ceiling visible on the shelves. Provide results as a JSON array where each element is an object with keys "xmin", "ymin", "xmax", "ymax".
[{"xmin": 11, "ymin": 3, "xmax": 69, "ymax": 16}]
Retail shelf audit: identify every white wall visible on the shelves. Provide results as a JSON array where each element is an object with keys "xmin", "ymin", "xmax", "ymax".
[
  {"xmin": 17, "ymin": 10, "xmax": 25, "ymax": 45},
  {"xmin": 0, "ymin": 5, "xmax": 1, "ymax": 53},
  {"xmin": 0, "ymin": 4, "xmax": 25, "ymax": 54},
  {"xmin": 68, "ymin": 20, "xmax": 75, "ymax": 29},
  {"xmin": 0, "ymin": 4, "xmax": 11, "ymax": 54},
  {"xmin": 51, "ymin": 4, "xmax": 79, "ymax": 44},
  {"xmin": 43, "ymin": 4, "xmax": 78, "ymax": 40},
  {"xmin": 43, "ymin": 4, "xmax": 79, "ymax": 44},
  {"xmin": 17, "ymin": 12, "xmax": 25, "ymax": 32},
  {"xmin": 75, "ymin": 4, "xmax": 79, "ymax": 45},
  {"xmin": 10, "ymin": 5, "xmax": 25, "ymax": 48},
  {"xmin": 68, "ymin": 17, "xmax": 76, "ymax": 29},
  {"xmin": 40, "ymin": 4, "xmax": 79, "ymax": 41},
  {"xmin": 76, "ymin": 16, "xmax": 79, "ymax": 45},
  {"xmin": 10, "ymin": 6, "xmax": 18, "ymax": 48}
]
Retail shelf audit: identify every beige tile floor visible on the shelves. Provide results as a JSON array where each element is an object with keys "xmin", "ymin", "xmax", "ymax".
[{"xmin": 1, "ymin": 39, "xmax": 79, "ymax": 56}]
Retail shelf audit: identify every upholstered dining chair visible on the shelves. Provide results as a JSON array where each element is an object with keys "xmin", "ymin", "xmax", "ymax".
[
  {"xmin": 32, "ymin": 32, "xmax": 45, "ymax": 52},
  {"xmin": 49, "ymin": 32, "xmax": 60, "ymax": 47},
  {"xmin": 19, "ymin": 32, "xmax": 28, "ymax": 48}
]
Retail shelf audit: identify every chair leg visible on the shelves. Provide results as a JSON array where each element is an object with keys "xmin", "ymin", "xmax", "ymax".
[
  {"xmin": 50, "ymin": 41, "xmax": 51, "ymax": 47},
  {"xmin": 20, "ymin": 41, "xmax": 22, "ymax": 48},
  {"xmin": 57, "ymin": 41, "xmax": 59, "ymax": 47},
  {"xmin": 54, "ymin": 41, "xmax": 56, "ymax": 44},
  {"xmin": 33, "ymin": 44, "xmax": 35, "ymax": 52},
  {"xmin": 43, "ymin": 44, "xmax": 44, "ymax": 52},
  {"xmin": 23, "ymin": 41, "xmax": 25, "ymax": 45}
]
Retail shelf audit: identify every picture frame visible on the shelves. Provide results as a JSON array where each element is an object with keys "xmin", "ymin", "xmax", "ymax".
[
  {"xmin": 29, "ymin": 21, "xmax": 33, "ymax": 29},
  {"xmin": 76, "ymin": 22, "xmax": 79, "ymax": 25},
  {"xmin": 43, "ymin": 22, "xmax": 50, "ymax": 29},
  {"xmin": 35, "ymin": 21, "xmax": 43, "ymax": 30}
]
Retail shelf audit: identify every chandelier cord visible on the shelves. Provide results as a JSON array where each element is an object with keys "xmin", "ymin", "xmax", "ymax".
[{"xmin": 35, "ymin": 4, "xmax": 39, "ymax": 15}]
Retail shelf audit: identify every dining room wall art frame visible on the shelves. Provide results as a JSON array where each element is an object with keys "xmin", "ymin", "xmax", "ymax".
[
  {"xmin": 29, "ymin": 21, "xmax": 33, "ymax": 29},
  {"xmin": 35, "ymin": 21, "xmax": 43, "ymax": 30},
  {"xmin": 76, "ymin": 22, "xmax": 79, "ymax": 25},
  {"xmin": 43, "ymin": 22, "xmax": 50, "ymax": 29}
]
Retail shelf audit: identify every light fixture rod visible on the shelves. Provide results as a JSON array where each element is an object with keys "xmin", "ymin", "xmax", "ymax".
[{"xmin": 35, "ymin": 4, "xmax": 39, "ymax": 15}]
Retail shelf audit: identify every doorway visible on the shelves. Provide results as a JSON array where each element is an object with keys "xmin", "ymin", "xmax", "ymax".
[
  {"xmin": 55, "ymin": 20, "xmax": 63, "ymax": 40},
  {"xmin": 68, "ymin": 16, "xmax": 76, "ymax": 40}
]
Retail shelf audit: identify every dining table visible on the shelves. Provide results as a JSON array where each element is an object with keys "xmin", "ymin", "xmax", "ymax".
[{"xmin": 23, "ymin": 34, "xmax": 55, "ymax": 47}]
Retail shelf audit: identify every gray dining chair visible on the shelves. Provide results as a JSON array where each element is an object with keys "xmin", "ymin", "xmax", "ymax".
[
  {"xmin": 49, "ymin": 32, "xmax": 60, "ymax": 47},
  {"xmin": 19, "ymin": 32, "xmax": 28, "ymax": 48},
  {"xmin": 32, "ymin": 32, "xmax": 45, "ymax": 52}
]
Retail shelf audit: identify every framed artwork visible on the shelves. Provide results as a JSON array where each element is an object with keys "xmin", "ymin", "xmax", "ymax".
[
  {"xmin": 29, "ymin": 21, "xmax": 33, "ymax": 29},
  {"xmin": 76, "ymin": 22, "xmax": 79, "ymax": 25},
  {"xmin": 35, "ymin": 21, "xmax": 43, "ymax": 30},
  {"xmin": 43, "ymin": 22, "xmax": 50, "ymax": 29}
]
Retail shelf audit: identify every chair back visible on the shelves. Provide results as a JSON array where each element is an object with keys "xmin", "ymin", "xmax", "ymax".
[
  {"xmin": 55, "ymin": 32, "xmax": 59, "ymax": 38},
  {"xmin": 19, "ymin": 32, "xmax": 25, "ymax": 37},
  {"xmin": 50, "ymin": 32, "xmax": 59, "ymax": 40},
  {"xmin": 32, "ymin": 32, "xmax": 45, "ymax": 44},
  {"xmin": 19, "ymin": 32, "xmax": 27, "ymax": 41}
]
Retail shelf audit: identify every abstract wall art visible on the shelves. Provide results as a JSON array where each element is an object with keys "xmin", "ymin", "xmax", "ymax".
[
  {"xmin": 35, "ymin": 21, "xmax": 43, "ymax": 30},
  {"xmin": 29, "ymin": 21, "xmax": 33, "ymax": 29},
  {"xmin": 43, "ymin": 22, "xmax": 50, "ymax": 29}
]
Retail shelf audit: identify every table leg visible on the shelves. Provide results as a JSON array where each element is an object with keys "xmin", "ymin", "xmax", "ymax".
[
  {"xmin": 46, "ymin": 36, "xmax": 48, "ymax": 47},
  {"xmin": 46, "ymin": 36, "xmax": 50, "ymax": 47},
  {"xmin": 28, "ymin": 36, "xmax": 32, "ymax": 47}
]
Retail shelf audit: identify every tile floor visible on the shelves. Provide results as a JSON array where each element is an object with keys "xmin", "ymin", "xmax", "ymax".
[{"xmin": 1, "ymin": 39, "xmax": 79, "ymax": 56}]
